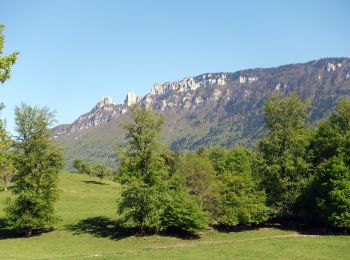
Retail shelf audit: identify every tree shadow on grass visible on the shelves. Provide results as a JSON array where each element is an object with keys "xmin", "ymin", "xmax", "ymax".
[
  {"xmin": 158, "ymin": 227, "xmax": 200, "ymax": 240},
  {"xmin": 82, "ymin": 180, "xmax": 108, "ymax": 185},
  {"xmin": 66, "ymin": 216, "xmax": 201, "ymax": 240},
  {"xmin": 213, "ymin": 220, "xmax": 349, "ymax": 236},
  {"xmin": 213, "ymin": 224, "xmax": 260, "ymax": 233},
  {"xmin": 212, "ymin": 218, "xmax": 350, "ymax": 236},
  {"xmin": 262, "ymin": 220, "xmax": 350, "ymax": 236},
  {"xmin": 0, "ymin": 218, "xmax": 20, "ymax": 239},
  {"xmin": 0, "ymin": 218, "xmax": 54, "ymax": 239},
  {"xmin": 66, "ymin": 216, "xmax": 136, "ymax": 240}
]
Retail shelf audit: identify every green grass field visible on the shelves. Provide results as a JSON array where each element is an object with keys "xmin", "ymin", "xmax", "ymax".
[{"xmin": 0, "ymin": 172, "xmax": 349, "ymax": 259}]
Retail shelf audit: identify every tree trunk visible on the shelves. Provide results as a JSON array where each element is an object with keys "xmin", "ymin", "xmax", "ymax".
[
  {"xmin": 138, "ymin": 225, "xmax": 145, "ymax": 236},
  {"xmin": 26, "ymin": 227, "xmax": 32, "ymax": 237},
  {"xmin": 3, "ymin": 176, "xmax": 8, "ymax": 191}
]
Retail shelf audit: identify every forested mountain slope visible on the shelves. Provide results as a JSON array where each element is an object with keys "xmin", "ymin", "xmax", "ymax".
[{"xmin": 53, "ymin": 57, "xmax": 350, "ymax": 167}]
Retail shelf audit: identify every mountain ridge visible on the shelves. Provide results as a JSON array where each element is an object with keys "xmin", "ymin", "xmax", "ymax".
[{"xmin": 53, "ymin": 57, "xmax": 350, "ymax": 167}]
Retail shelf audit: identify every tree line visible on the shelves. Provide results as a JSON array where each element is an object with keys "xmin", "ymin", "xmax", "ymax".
[{"xmin": 111, "ymin": 97, "xmax": 350, "ymax": 234}]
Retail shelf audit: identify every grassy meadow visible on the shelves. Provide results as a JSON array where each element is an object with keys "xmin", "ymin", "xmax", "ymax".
[{"xmin": 0, "ymin": 172, "xmax": 349, "ymax": 259}]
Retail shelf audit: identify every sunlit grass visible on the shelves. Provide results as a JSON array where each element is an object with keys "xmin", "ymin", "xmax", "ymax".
[{"xmin": 0, "ymin": 172, "xmax": 349, "ymax": 259}]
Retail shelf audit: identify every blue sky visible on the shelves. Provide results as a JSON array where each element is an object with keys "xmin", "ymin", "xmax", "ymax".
[{"xmin": 1, "ymin": 0, "xmax": 349, "ymax": 132}]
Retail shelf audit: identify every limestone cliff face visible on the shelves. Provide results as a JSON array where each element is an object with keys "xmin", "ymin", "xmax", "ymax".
[
  {"xmin": 53, "ymin": 57, "xmax": 350, "ymax": 146},
  {"xmin": 53, "ymin": 97, "xmax": 123, "ymax": 137},
  {"xmin": 124, "ymin": 92, "xmax": 141, "ymax": 107}
]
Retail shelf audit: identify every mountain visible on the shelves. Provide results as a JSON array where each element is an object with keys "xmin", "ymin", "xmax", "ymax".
[{"xmin": 53, "ymin": 57, "xmax": 350, "ymax": 168}]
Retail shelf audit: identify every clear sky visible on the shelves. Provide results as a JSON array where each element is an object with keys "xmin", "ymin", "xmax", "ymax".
[{"xmin": 1, "ymin": 0, "xmax": 349, "ymax": 132}]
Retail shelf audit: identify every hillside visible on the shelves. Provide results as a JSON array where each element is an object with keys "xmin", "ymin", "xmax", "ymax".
[
  {"xmin": 53, "ymin": 57, "xmax": 350, "ymax": 168},
  {"xmin": 0, "ymin": 172, "xmax": 349, "ymax": 259}
]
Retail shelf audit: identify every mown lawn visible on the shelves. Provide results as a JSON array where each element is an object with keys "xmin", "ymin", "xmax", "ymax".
[{"xmin": 0, "ymin": 172, "xmax": 349, "ymax": 259}]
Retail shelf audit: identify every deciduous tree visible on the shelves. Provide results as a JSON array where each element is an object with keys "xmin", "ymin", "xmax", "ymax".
[
  {"xmin": 305, "ymin": 99, "xmax": 350, "ymax": 227},
  {"xmin": 93, "ymin": 164, "xmax": 111, "ymax": 183},
  {"xmin": 117, "ymin": 107, "xmax": 207, "ymax": 233},
  {"xmin": 256, "ymin": 93, "xmax": 311, "ymax": 217},
  {"xmin": 5, "ymin": 104, "xmax": 63, "ymax": 237}
]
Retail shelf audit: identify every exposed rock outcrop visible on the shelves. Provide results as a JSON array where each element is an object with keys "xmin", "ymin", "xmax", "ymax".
[{"xmin": 124, "ymin": 92, "xmax": 141, "ymax": 107}]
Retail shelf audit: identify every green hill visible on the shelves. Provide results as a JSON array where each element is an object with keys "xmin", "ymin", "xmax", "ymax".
[{"xmin": 0, "ymin": 172, "xmax": 349, "ymax": 259}]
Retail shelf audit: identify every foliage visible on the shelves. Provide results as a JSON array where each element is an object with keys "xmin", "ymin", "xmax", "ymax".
[
  {"xmin": 174, "ymin": 147, "xmax": 269, "ymax": 227},
  {"xmin": 219, "ymin": 173, "xmax": 269, "ymax": 226},
  {"xmin": 0, "ymin": 25, "xmax": 18, "ymax": 84},
  {"xmin": 0, "ymin": 104, "xmax": 14, "ymax": 191},
  {"xmin": 176, "ymin": 152, "xmax": 221, "ymax": 222},
  {"xmin": 208, "ymin": 146, "xmax": 228, "ymax": 175},
  {"xmin": 4, "ymin": 104, "xmax": 64, "ymax": 236},
  {"xmin": 73, "ymin": 158, "xmax": 84, "ymax": 173},
  {"xmin": 117, "ymin": 107, "xmax": 207, "ymax": 233},
  {"xmin": 0, "ymin": 24, "xmax": 17, "ymax": 189},
  {"xmin": 93, "ymin": 164, "xmax": 112, "ymax": 183},
  {"xmin": 218, "ymin": 147, "xmax": 269, "ymax": 226},
  {"xmin": 310, "ymin": 99, "xmax": 350, "ymax": 164},
  {"xmin": 312, "ymin": 156, "xmax": 350, "ymax": 228},
  {"xmin": 256, "ymin": 93, "xmax": 311, "ymax": 218},
  {"xmin": 117, "ymin": 106, "xmax": 167, "ymax": 186},
  {"xmin": 73, "ymin": 159, "xmax": 112, "ymax": 183},
  {"xmin": 161, "ymin": 188, "xmax": 208, "ymax": 232},
  {"xmin": 304, "ymin": 99, "xmax": 350, "ymax": 228},
  {"xmin": 225, "ymin": 147, "xmax": 253, "ymax": 176},
  {"xmin": 117, "ymin": 178, "xmax": 166, "ymax": 232},
  {"xmin": 73, "ymin": 159, "xmax": 94, "ymax": 175}
]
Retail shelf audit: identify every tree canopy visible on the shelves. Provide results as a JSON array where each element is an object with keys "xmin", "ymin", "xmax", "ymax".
[
  {"xmin": 0, "ymin": 25, "xmax": 18, "ymax": 84},
  {"xmin": 117, "ymin": 107, "xmax": 208, "ymax": 233},
  {"xmin": 257, "ymin": 93, "xmax": 311, "ymax": 218},
  {"xmin": 5, "ymin": 104, "xmax": 64, "ymax": 237}
]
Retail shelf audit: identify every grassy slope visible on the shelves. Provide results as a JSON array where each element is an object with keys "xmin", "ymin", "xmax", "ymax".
[{"xmin": 0, "ymin": 173, "xmax": 349, "ymax": 259}]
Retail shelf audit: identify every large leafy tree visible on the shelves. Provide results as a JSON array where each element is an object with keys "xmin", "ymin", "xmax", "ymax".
[
  {"xmin": 0, "ymin": 24, "xmax": 18, "ymax": 84},
  {"xmin": 117, "ymin": 107, "xmax": 207, "ymax": 233},
  {"xmin": 256, "ymin": 93, "xmax": 311, "ymax": 218},
  {"xmin": 117, "ymin": 106, "xmax": 168, "ymax": 186},
  {"xmin": 5, "ymin": 104, "xmax": 63, "ymax": 237}
]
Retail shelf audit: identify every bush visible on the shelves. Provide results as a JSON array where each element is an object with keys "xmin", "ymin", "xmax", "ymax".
[
  {"xmin": 161, "ymin": 189, "xmax": 208, "ymax": 232},
  {"xmin": 219, "ymin": 173, "xmax": 269, "ymax": 226}
]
